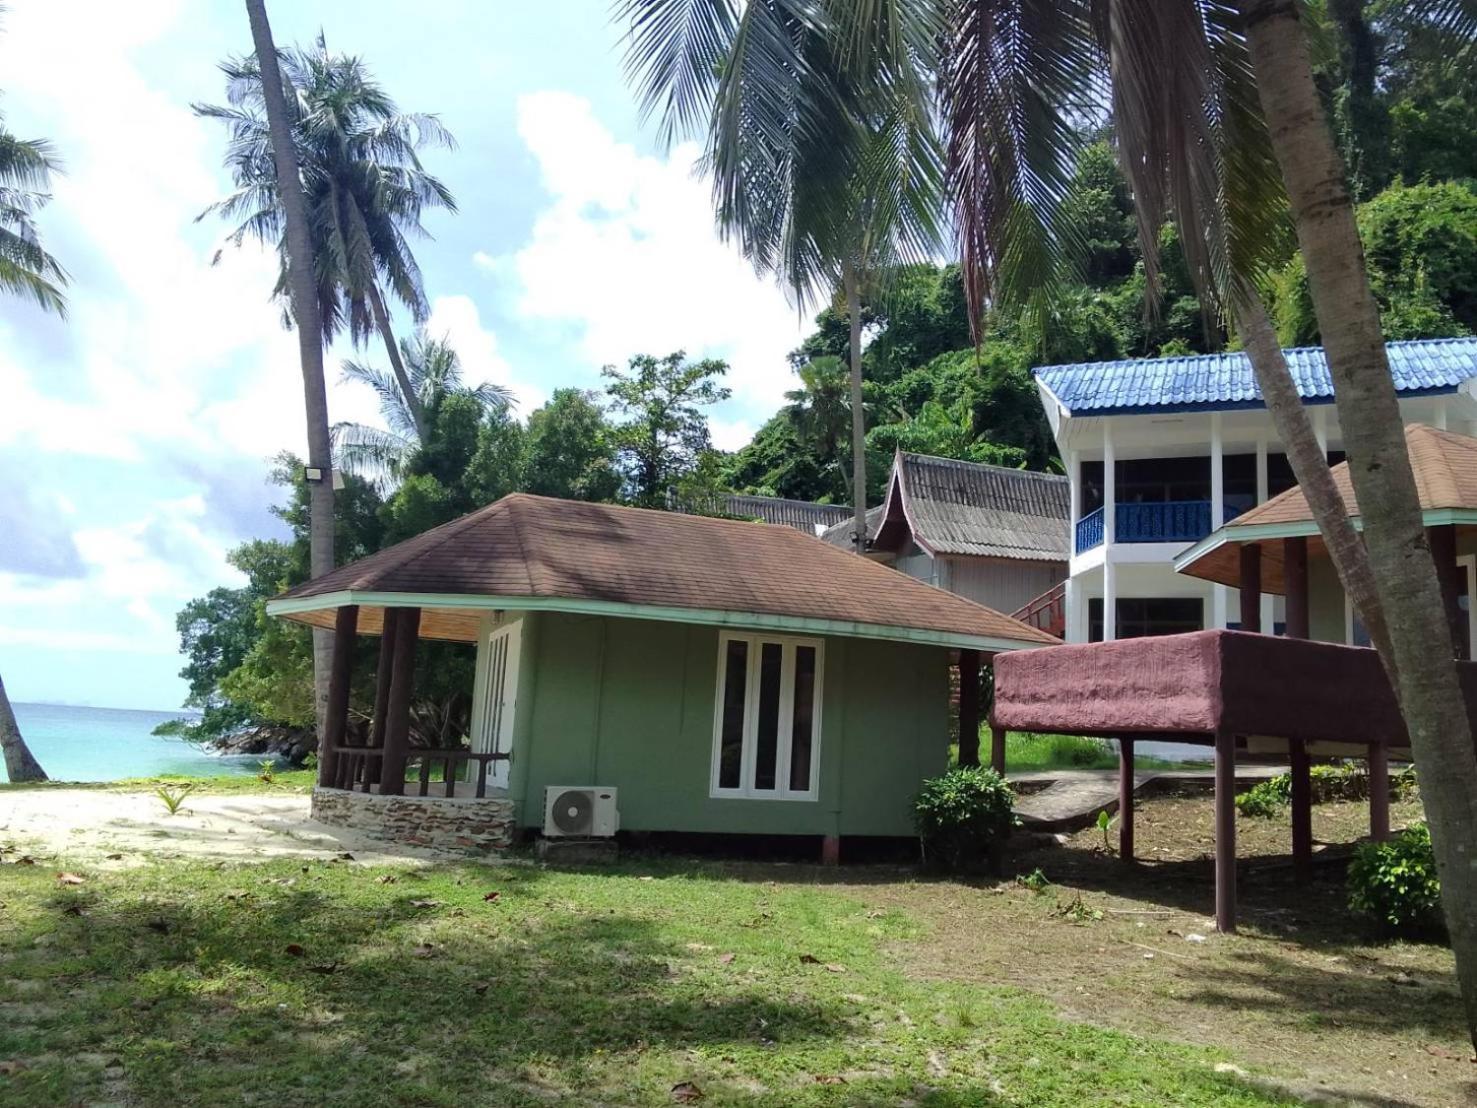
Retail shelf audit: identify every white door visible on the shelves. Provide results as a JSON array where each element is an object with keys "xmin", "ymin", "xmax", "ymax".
[{"xmin": 473, "ymin": 622, "xmax": 521, "ymax": 790}]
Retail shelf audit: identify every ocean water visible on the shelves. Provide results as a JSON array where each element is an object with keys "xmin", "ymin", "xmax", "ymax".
[{"xmin": 7, "ymin": 703, "xmax": 268, "ymax": 783}]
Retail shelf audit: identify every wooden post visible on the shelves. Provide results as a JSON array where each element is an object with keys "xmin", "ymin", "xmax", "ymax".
[
  {"xmin": 1368, "ymin": 741, "xmax": 1390, "ymax": 842},
  {"xmin": 1214, "ymin": 729, "xmax": 1237, "ymax": 933},
  {"xmin": 990, "ymin": 724, "xmax": 1007, "ymax": 776},
  {"xmin": 1289, "ymin": 738, "xmax": 1312, "ymax": 885},
  {"xmin": 1118, "ymin": 737, "xmax": 1134, "ymax": 862},
  {"xmin": 1283, "ymin": 537, "xmax": 1309, "ymax": 639},
  {"xmin": 378, "ymin": 607, "xmax": 421, "ymax": 796},
  {"xmin": 957, "ymin": 649, "xmax": 981, "ymax": 767},
  {"xmin": 366, "ymin": 608, "xmax": 399, "ymax": 787},
  {"xmin": 1427, "ymin": 525, "xmax": 1465, "ymax": 658},
  {"xmin": 820, "ymin": 835, "xmax": 841, "ymax": 866},
  {"xmin": 1238, "ymin": 544, "xmax": 1262, "ymax": 633},
  {"xmin": 320, "ymin": 605, "xmax": 358, "ymax": 788}
]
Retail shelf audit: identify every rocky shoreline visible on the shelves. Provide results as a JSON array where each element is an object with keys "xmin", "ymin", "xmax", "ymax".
[{"xmin": 207, "ymin": 724, "xmax": 315, "ymax": 766}]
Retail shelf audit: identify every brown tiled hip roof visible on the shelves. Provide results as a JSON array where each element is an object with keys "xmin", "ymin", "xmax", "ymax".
[{"xmin": 272, "ymin": 493, "xmax": 1058, "ymax": 649}]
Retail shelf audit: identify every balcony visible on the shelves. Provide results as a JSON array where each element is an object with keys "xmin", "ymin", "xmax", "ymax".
[{"xmin": 1075, "ymin": 500, "xmax": 1241, "ymax": 554}]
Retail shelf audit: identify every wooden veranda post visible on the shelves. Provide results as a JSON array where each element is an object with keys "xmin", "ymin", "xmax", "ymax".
[
  {"xmin": 1118, "ymin": 737, "xmax": 1134, "ymax": 862},
  {"xmin": 1289, "ymin": 739, "xmax": 1313, "ymax": 885},
  {"xmin": 1214, "ymin": 729, "xmax": 1237, "ymax": 932},
  {"xmin": 958, "ymin": 650, "xmax": 981, "ymax": 767},
  {"xmin": 990, "ymin": 724, "xmax": 1006, "ymax": 776},
  {"xmin": 1238, "ymin": 545, "xmax": 1262, "ymax": 633},
  {"xmin": 365, "ymin": 608, "xmax": 400, "ymax": 787},
  {"xmin": 1368, "ymin": 741, "xmax": 1390, "ymax": 842},
  {"xmin": 378, "ymin": 607, "xmax": 421, "ymax": 796},
  {"xmin": 320, "ymin": 605, "xmax": 358, "ymax": 787},
  {"xmin": 1283, "ymin": 537, "xmax": 1310, "ymax": 640}
]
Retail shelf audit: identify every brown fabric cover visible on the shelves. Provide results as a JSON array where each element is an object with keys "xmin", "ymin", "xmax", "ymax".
[
  {"xmin": 993, "ymin": 628, "xmax": 1477, "ymax": 751},
  {"xmin": 277, "ymin": 493, "xmax": 1059, "ymax": 647}
]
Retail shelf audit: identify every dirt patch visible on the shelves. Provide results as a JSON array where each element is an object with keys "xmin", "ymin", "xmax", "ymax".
[
  {"xmin": 0, "ymin": 788, "xmax": 484, "ymax": 866},
  {"xmin": 839, "ymin": 793, "xmax": 1471, "ymax": 1108}
]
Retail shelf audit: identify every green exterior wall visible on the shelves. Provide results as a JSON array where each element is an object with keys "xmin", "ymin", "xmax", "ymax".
[
  {"xmin": 504, "ymin": 611, "xmax": 950, "ymax": 837},
  {"xmin": 1307, "ymin": 555, "xmax": 1347, "ymax": 644}
]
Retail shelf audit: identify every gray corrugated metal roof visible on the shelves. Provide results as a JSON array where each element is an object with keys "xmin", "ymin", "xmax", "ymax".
[
  {"xmin": 818, "ymin": 454, "xmax": 1069, "ymax": 561},
  {"xmin": 720, "ymin": 494, "xmax": 852, "ymax": 533},
  {"xmin": 889, "ymin": 453, "xmax": 1069, "ymax": 561}
]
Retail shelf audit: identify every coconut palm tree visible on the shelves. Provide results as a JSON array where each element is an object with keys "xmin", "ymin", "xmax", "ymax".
[
  {"xmin": 0, "ymin": 3, "xmax": 61, "ymax": 781},
  {"xmin": 785, "ymin": 355, "xmax": 854, "ymax": 499},
  {"xmin": 619, "ymin": 0, "xmax": 944, "ymax": 552},
  {"xmin": 334, "ymin": 333, "xmax": 514, "ymax": 490},
  {"xmin": 196, "ymin": 31, "xmax": 455, "ymax": 442},
  {"xmin": 239, "ymin": 0, "xmax": 334, "ymax": 730}
]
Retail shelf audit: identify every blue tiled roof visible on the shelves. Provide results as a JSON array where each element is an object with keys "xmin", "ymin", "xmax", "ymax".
[{"xmin": 1034, "ymin": 337, "xmax": 1477, "ymax": 416}]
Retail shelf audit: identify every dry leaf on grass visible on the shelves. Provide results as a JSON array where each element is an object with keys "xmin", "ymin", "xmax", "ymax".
[
  {"xmin": 718, "ymin": 953, "xmax": 736, "ymax": 965},
  {"xmin": 482, "ymin": 891, "xmax": 500, "ymax": 902},
  {"xmin": 670, "ymin": 1081, "xmax": 703, "ymax": 1102},
  {"xmin": 56, "ymin": 872, "xmax": 85, "ymax": 885},
  {"xmin": 284, "ymin": 943, "xmax": 305, "ymax": 957},
  {"xmin": 798, "ymin": 954, "xmax": 821, "ymax": 965},
  {"xmin": 814, "ymin": 1074, "xmax": 847, "ymax": 1084},
  {"xmin": 413, "ymin": 944, "xmax": 436, "ymax": 959},
  {"xmin": 409, "ymin": 899, "xmax": 442, "ymax": 909},
  {"xmin": 376, "ymin": 874, "xmax": 397, "ymax": 885}
]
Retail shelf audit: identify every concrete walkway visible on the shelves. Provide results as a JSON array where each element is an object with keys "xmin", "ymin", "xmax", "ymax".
[{"xmin": 1010, "ymin": 765, "xmax": 1284, "ymax": 832}]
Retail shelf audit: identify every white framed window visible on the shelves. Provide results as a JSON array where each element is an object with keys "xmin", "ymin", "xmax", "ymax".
[{"xmin": 709, "ymin": 632, "xmax": 824, "ymax": 801}]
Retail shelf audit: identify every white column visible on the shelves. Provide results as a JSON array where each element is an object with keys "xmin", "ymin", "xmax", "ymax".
[
  {"xmin": 1210, "ymin": 413, "xmax": 1225, "ymax": 529},
  {"xmin": 1213, "ymin": 582, "xmax": 1228, "ymax": 630},
  {"xmin": 1103, "ymin": 424, "xmax": 1116, "ymax": 546},
  {"xmin": 1313, "ymin": 406, "xmax": 1328, "ymax": 458},
  {"xmin": 1064, "ymin": 575, "xmax": 1082, "ymax": 644},
  {"xmin": 1103, "ymin": 558, "xmax": 1117, "ymax": 642},
  {"xmin": 1068, "ymin": 449, "xmax": 1081, "ymax": 527},
  {"xmin": 1256, "ymin": 435, "xmax": 1273, "ymax": 631},
  {"xmin": 1434, "ymin": 398, "xmax": 1449, "ymax": 430}
]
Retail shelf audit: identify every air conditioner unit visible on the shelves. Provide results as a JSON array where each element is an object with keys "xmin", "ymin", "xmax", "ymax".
[{"xmin": 543, "ymin": 786, "xmax": 619, "ymax": 838}]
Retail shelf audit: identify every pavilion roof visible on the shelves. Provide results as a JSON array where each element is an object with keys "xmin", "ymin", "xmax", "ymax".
[
  {"xmin": 267, "ymin": 493, "xmax": 1059, "ymax": 651},
  {"xmin": 1176, "ymin": 424, "xmax": 1477, "ymax": 590}
]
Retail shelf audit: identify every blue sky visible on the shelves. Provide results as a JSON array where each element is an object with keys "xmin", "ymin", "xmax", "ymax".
[{"xmin": 0, "ymin": 0, "xmax": 811, "ymax": 710}]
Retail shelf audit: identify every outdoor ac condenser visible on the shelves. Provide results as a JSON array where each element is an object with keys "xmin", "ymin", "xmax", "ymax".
[{"xmin": 543, "ymin": 786, "xmax": 619, "ymax": 837}]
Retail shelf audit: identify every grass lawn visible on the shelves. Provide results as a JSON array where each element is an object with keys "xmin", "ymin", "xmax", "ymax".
[
  {"xmin": 0, "ymin": 785, "xmax": 1465, "ymax": 1106},
  {"xmin": 952, "ymin": 732, "xmax": 1199, "ymax": 773}
]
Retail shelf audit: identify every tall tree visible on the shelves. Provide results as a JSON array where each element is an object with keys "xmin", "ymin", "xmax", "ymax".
[
  {"xmin": 197, "ymin": 32, "xmax": 455, "ymax": 442},
  {"xmin": 335, "ymin": 333, "xmax": 513, "ymax": 490},
  {"xmin": 0, "ymin": 2, "xmax": 62, "ymax": 781},
  {"xmin": 618, "ymin": 0, "xmax": 944, "ymax": 552},
  {"xmin": 1240, "ymin": 0, "xmax": 1477, "ymax": 1046},
  {"xmin": 785, "ymin": 355, "xmax": 854, "ymax": 499},
  {"xmin": 603, "ymin": 351, "xmax": 730, "ymax": 506},
  {"xmin": 240, "ymin": 0, "xmax": 334, "ymax": 730}
]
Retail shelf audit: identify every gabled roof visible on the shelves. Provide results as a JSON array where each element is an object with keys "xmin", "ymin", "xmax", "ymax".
[
  {"xmin": 678, "ymin": 493, "xmax": 852, "ymax": 534},
  {"xmin": 1176, "ymin": 424, "xmax": 1477, "ymax": 590},
  {"xmin": 1035, "ymin": 337, "xmax": 1477, "ymax": 417},
  {"xmin": 268, "ymin": 493, "xmax": 1059, "ymax": 651},
  {"xmin": 822, "ymin": 453, "xmax": 1069, "ymax": 562}
]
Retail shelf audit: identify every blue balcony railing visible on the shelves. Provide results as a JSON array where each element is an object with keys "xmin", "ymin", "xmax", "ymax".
[{"xmin": 1074, "ymin": 500, "xmax": 1242, "ymax": 553}]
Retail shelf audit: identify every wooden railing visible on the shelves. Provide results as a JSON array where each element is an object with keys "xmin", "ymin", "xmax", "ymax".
[
  {"xmin": 1011, "ymin": 581, "xmax": 1066, "ymax": 639},
  {"xmin": 327, "ymin": 746, "xmax": 510, "ymax": 799}
]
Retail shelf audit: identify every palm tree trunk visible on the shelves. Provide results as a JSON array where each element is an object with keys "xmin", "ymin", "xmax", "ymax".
[
  {"xmin": 244, "ymin": 0, "xmax": 336, "ymax": 734},
  {"xmin": 1232, "ymin": 283, "xmax": 1395, "ymax": 674},
  {"xmin": 0, "ymin": 673, "xmax": 46, "ymax": 783},
  {"xmin": 843, "ymin": 262, "xmax": 867, "ymax": 554},
  {"xmin": 1242, "ymin": 0, "xmax": 1477, "ymax": 1048},
  {"xmin": 367, "ymin": 282, "xmax": 427, "ymax": 442}
]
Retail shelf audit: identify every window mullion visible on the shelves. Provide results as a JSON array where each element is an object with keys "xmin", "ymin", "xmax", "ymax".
[
  {"xmin": 739, "ymin": 634, "xmax": 760, "ymax": 796},
  {"xmin": 775, "ymin": 641, "xmax": 796, "ymax": 797}
]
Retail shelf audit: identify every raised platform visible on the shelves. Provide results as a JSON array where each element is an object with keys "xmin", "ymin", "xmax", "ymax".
[{"xmin": 310, "ymin": 787, "xmax": 516, "ymax": 853}]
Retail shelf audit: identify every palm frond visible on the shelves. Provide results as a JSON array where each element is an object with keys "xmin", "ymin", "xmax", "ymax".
[
  {"xmin": 331, "ymin": 421, "xmax": 413, "ymax": 491},
  {"xmin": 616, "ymin": 0, "xmax": 742, "ymax": 147}
]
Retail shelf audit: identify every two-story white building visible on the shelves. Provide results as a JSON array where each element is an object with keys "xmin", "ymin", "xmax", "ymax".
[{"xmin": 1034, "ymin": 337, "xmax": 1477, "ymax": 644}]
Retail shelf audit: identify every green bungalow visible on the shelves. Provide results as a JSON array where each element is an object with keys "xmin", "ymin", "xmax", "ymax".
[{"xmin": 266, "ymin": 493, "xmax": 1057, "ymax": 856}]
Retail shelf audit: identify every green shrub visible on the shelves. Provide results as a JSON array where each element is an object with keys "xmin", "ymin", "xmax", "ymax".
[
  {"xmin": 914, "ymin": 766, "xmax": 1017, "ymax": 873},
  {"xmin": 1236, "ymin": 774, "xmax": 1292, "ymax": 818},
  {"xmin": 1309, "ymin": 763, "xmax": 1367, "ymax": 802},
  {"xmin": 1348, "ymin": 824, "xmax": 1444, "ymax": 937}
]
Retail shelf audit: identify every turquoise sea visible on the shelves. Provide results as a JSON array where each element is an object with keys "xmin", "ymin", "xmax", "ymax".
[{"xmin": 8, "ymin": 702, "xmax": 268, "ymax": 783}]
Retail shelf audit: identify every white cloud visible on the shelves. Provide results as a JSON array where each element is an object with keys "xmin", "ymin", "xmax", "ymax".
[
  {"xmin": 425, "ymin": 295, "xmax": 547, "ymax": 412},
  {"xmin": 497, "ymin": 91, "xmax": 807, "ymax": 415}
]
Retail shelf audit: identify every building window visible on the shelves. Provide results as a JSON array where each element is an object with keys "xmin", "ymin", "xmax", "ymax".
[
  {"xmin": 711, "ymin": 633, "xmax": 824, "ymax": 801},
  {"xmin": 1088, "ymin": 597, "xmax": 1205, "ymax": 642}
]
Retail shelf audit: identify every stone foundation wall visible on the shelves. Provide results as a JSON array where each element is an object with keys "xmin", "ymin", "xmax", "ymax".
[{"xmin": 311, "ymin": 787, "xmax": 516, "ymax": 853}]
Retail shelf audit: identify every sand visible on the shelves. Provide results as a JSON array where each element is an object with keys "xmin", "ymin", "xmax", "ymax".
[{"xmin": 0, "ymin": 788, "xmax": 459, "ymax": 866}]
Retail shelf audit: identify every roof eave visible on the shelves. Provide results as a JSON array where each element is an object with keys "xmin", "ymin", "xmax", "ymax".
[{"xmin": 265, "ymin": 590, "xmax": 1054, "ymax": 654}]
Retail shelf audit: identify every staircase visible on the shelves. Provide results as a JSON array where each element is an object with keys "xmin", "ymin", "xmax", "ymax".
[{"xmin": 1011, "ymin": 581, "xmax": 1066, "ymax": 640}]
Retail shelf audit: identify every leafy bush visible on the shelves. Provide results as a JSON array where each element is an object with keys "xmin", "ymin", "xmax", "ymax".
[
  {"xmin": 1348, "ymin": 824, "xmax": 1444, "ymax": 937},
  {"xmin": 914, "ymin": 766, "xmax": 1017, "ymax": 874},
  {"xmin": 1236, "ymin": 775, "xmax": 1292, "ymax": 818}
]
